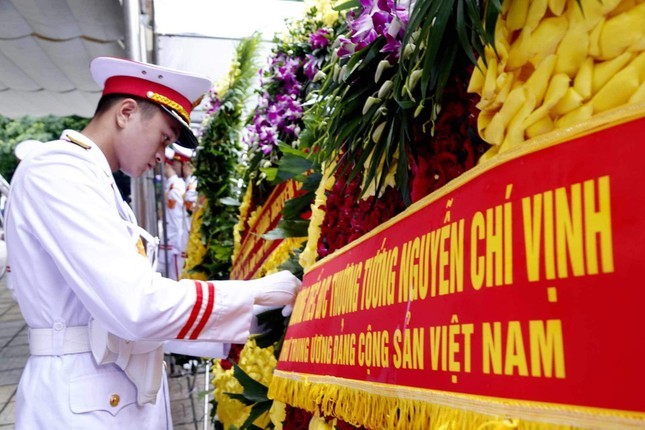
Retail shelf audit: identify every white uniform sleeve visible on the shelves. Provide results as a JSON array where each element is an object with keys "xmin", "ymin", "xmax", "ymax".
[
  {"xmin": 11, "ymin": 145, "xmax": 254, "ymax": 343},
  {"xmin": 164, "ymin": 340, "xmax": 230, "ymax": 358}
]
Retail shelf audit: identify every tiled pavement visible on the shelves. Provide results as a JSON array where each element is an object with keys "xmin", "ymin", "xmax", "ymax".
[{"xmin": 0, "ymin": 242, "xmax": 213, "ymax": 429}]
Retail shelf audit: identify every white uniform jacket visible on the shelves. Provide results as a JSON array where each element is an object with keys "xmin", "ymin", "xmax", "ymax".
[
  {"xmin": 182, "ymin": 175, "xmax": 198, "ymax": 257},
  {"xmin": 5, "ymin": 130, "xmax": 254, "ymax": 429},
  {"xmin": 159, "ymin": 173, "xmax": 186, "ymax": 280}
]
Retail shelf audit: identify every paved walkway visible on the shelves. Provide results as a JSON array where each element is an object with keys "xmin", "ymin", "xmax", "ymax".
[{"xmin": 0, "ymin": 241, "xmax": 212, "ymax": 429}]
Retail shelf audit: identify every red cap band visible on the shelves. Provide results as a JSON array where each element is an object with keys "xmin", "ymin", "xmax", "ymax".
[{"xmin": 103, "ymin": 75, "xmax": 192, "ymax": 121}]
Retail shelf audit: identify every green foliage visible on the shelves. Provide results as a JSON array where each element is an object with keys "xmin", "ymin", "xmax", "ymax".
[
  {"xmin": 0, "ymin": 115, "xmax": 89, "ymax": 181},
  {"xmin": 195, "ymin": 34, "xmax": 262, "ymax": 280},
  {"xmin": 309, "ymin": 0, "xmax": 501, "ymax": 204},
  {"xmin": 224, "ymin": 361, "xmax": 273, "ymax": 429}
]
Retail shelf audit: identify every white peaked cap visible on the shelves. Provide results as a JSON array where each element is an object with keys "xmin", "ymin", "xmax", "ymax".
[
  {"xmin": 165, "ymin": 146, "xmax": 176, "ymax": 162},
  {"xmin": 90, "ymin": 57, "xmax": 212, "ymax": 148},
  {"xmin": 172, "ymin": 143, "xmax": 196, "ymax": 161}
]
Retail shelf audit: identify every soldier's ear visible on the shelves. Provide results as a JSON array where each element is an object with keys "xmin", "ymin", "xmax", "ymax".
[{"xmin": 115, "ymin": 98, "xmax": 139, "ymax": 128}]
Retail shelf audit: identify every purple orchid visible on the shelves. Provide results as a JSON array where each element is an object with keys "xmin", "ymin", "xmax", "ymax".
[
  {"xmin": 310, "ymin": 28, "xmax": 330, "ymax": 50},
  {"xmin": 337, "ymin": 0, "xmax": 411, "ymax": 61}
]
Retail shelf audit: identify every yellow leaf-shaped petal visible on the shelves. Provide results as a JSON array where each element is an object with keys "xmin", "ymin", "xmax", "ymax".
[
  {"xmin": 467, "ymin": 57, "xmax": 487, "ymax": 94},
  {"xmin": 628, "ymin": 81, "xmax": 645, "ymax": 103},
  {"xmin": 507, "ymin": 28, "xmax": 532, "ymax": 70},
  {"xmin": 501, "ymin": 89, "xmax": 537, "ymax": 151},
  {"xmin": 608, "ymin": 0, "xmax": 637, "ymax": 18},
  {"xmin": 599, "ymin": 0, "xmax": 628, "ymax": 15},
  {"xmin": 543, "ymin": 73, "xmax": 571, "ymax": 107},
  {"xmin": 495, "ymin": 20, "xmax": 511, "ymax": 71},
  {"xmin": 507, "ymin": 0, "xmax": 530, "ymax": 31},
  {"xmin": 526, "ymin": 114, "xmax": 555, "ymax": 138},
  {"xmin": 484, "ymin": 87, "xmax": 527, "ymax": 145},
  {"xmin": 493, "ymin": 71, "xmax": 518, "ymax": 109},
  {"xmin": 525, "ymin": 54, "xmax": 557, "ymax": 105},
  {"xmin": 522, "ymin": 104, "xmax": 551, "ymax": 130},
  {"xmin": 555, "ymin": 25, "xmax": 590, "ymax": 76},
  {"xmin": 478, "ymin": 145, "xmax": 500, "ymax": 164},
  {"xmin": 482, "ymin": 53, "xmax": 499, "ymax": 101},
  {"xmin": 566, "ymin": 0, "xmax": 606, "ymax": 32},
  {"xmin": 592, "ymin": 65, "xmax": 640, "ymax": 113},
  {"xmin": 555, "ymin": 102, "xmax": 593, "ymax": 128},
  {"xmin": 553, "ymin": 87, "xmax": 584, "ymax": 115},
  {"xmin": 599, "ymin": 3, "xmax": 645, "ymax": 60},
  {"xmin": 528, "ymin": 17, "xmax": 569, "ymax": 66},
  {"xmin": 592, "ymin": 52, "xmax": 635, "ymax": 94},
  {"xmin": 629, "ymin": 51, "xmax": 645, "ymax": 82},
  {"xmin": 588, "ymin": 17, "xmax": 605, "ymax": 58},
  {"xmin": 548, "ymin": 0, "xmax": 566, "ymax": 16},
  {"xmin": 477, "ymin": 110, "xmax": 495, "ymax": 137},
  {"xmin": 522, "ymin": 73, "xmax": 570, "ymax": 127},
  {"xmin": 573, "ymin": 57, "xmax": 594, "ymax": 99},
  {"xmin": 525, "ymin": 0, "xmax": 548, "ymax": 31}
]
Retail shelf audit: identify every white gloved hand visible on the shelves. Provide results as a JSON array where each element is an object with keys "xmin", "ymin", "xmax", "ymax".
[{"xmin": 252, "ymin": 270, "xmax": 301, "ymax": 309}]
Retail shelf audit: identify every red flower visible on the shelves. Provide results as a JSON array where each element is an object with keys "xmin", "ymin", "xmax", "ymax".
[
  {"xmin": 283, "ymin": 405, "xmax": 313, "ymax": 429},
  {"xmin": 318, "ymin": 167, "xmax": 405, "ymax": 257},
  {"xmin": 218, "ymin": 343, "xmax": 244, "ymax": 370},
  {"xmin": 408, "ymin": 61, "xmax": 489, "ymax": 203}
]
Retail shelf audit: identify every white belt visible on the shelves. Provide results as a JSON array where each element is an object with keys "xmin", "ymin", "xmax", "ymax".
[
  {"xmin": 29, "ymin": 325, "xmax": 91, "ymax": 356},
  {"xmin": 28, "ymin": 321, "xmax": 164, "ymax": 406}
]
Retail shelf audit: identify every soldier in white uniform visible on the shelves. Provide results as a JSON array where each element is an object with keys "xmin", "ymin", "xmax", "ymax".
[
  {"xmin": 14, "ymin": 139, "xmax": 44, "ymax": 162},
  {"xmin": 169, "ymin": 144, "xmax": 195, "ymax": 275},
  {"xmin": 159, "ymin": 147, "xmax": 187, "ymax": 280},
  {"xmin": 172, "ymin": 143, "xmax": 198, "ymax": 218},
  {"xmin": 4, "ymin": 57, "xmax": 300, "ymax": 429}
]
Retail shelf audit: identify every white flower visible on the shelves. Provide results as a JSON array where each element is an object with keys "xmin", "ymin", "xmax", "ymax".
[
  {"xmin": 362, "ymin": 96, "xmax": 381, "ymax": 115},
  {"xmin": 377, "ymin": 80, "xmax": 393, "ymax": 99},
  {"xmin": 372, "ymin": 121, "xmax": 386, "ymax": 143},
  {"xmin": 408, "ymin": 69, "xmax": 423, "ymax": 91},
  {"xmin": 374, "ymin": 59, "xmax": 392, "ymax": 83},
  {"xmin": 313, "ymin": 70, "xmax": 327, "ymax": 83}
]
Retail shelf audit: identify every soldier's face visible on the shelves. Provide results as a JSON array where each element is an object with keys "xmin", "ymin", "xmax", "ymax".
[{"xmin": 118, "ymin": 107, "xmax": 180, "ymax": 177}]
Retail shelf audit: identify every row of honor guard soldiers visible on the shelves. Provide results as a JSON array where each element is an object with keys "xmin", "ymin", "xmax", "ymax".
[{"xmin": 159, "ymin": 143, "xmax": 197, "ymax": 281}]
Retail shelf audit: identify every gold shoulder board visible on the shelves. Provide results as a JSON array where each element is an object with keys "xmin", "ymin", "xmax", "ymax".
[{"xmin": 65, "ymin": 135, "xmax": 91, "ymax": 150}]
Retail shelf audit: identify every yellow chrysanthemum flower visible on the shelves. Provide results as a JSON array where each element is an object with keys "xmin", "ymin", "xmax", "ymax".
[
  {"xmin": 309, "ymin": 410, "xmax": 336, "ymax": 430},
  {"xmin": 255, "ymin": 237, "xmax": 307, "ymax": 279},
  {"xmin": 300, "ymin": 161, "xmax": 335, "ymax": 269},
  {"xmin": 269, "ymin": 400, "xmax": 287, "ymax": 430},
  {"xmin": 304, "ymin": 0, "xmax": 340, "ymax": 27},
  {"xmin": 181, "ymin": 199, "xmax": 208, "ymax": 281},
  {"xmin": 212, "ymin": 339, "xmax": 277, "ymax": 428},
  {"xmin": 232, "ymin": 183, "xmax": 254, "ymax": 263}
]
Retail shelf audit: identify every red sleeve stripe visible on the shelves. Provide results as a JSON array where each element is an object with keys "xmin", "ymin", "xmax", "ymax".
[
  {"xmin": 177, "ymin": 281, "xmax": 204, "ymax": 339},
  {"xmin": 189, "ymin": 281, "xmax": 215, "ymax": 339}
]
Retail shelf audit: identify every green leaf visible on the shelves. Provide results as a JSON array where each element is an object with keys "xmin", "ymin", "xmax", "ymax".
[
  {"xmin": 484, "ymin": 0, "xmax": 502, "ymax": 49},
  {"xmin": 225, "ymin": 392, "xmax": 257, "ymax": 407},
  {"xmin": 420, "ymin": 2, "xmax": 453, "ymax": 99},
  {"xmin": 333, "ymin": 0, "xmax": 360, "ymax": 11},
  {"xmin": 240, "ymin": 400, "xmax": 273, "ymax": 429},
  {"xmin": 261, "ymin": 219, "xmax": 309, "ymax": 239},
  {"xmin": 283, "ymin": 191, "xmax": 314, "ymax": 220},
  {"xmin": 276, "ymin": 156, "xmax": 313, "ymax": 182},
  {"xmin": 277, "ymin": 142, "xmax": 308, "ymax": 158},
  {"xmin": 261, "ymin": 167, "xmax": 278, "ymax": 182},
  {"xmin": 228, "ymin": 361, "xmax": 269, "ymax": 402},
  {"xmin": 301, "ymin": 171, "xmax": 322, "ymax": 191},
  {"xmin": 456, "ymin": 0, "xmax": 477, "ymax": 67}
]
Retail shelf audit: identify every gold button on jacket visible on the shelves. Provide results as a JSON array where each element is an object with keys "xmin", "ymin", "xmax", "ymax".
[{"xmin": 110, "ymin": 394, "xmax": 120, "ymax": 407}]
